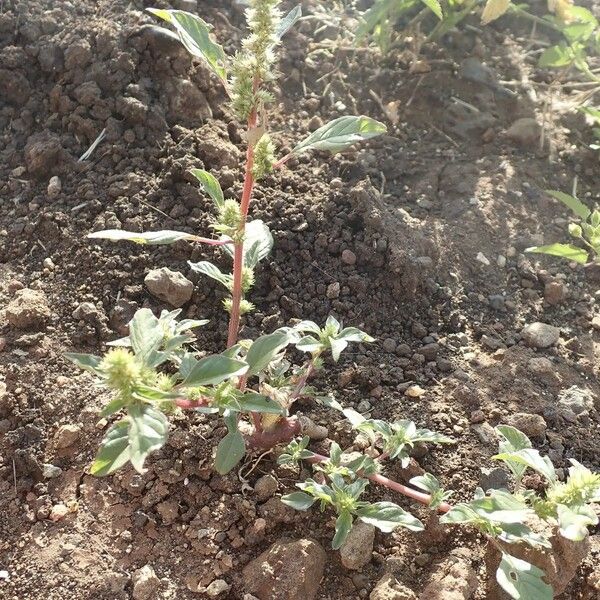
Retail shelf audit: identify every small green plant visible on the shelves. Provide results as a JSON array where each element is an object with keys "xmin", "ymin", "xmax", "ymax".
[
  {"xmin": 526, "ymin": 189, "xmax": 600, "ymax": 264},
  {"xmin": 65, "ymin": 3, "xmax": 600, "ymax": 600}
]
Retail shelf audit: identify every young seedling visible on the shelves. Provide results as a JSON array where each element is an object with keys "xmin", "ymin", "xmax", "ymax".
[{"xmin": 526, "ymin": 189, "xmax": 600, "ymax": 264}]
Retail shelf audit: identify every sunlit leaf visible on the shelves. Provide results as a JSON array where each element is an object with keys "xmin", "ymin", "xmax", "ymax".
[
  {"xmin": 292, "ymin": 116, "xmax": 386, "ymax": 155},
  {"xmin": 546, "ymin": 190, "xmax": 591, "ymax": 219},
  {"xmin": 276, "ymin": 5, "xmax": 302, "ymax": 39},
  {"xmin": 245, "ymin": 331, "xmax": 290, "ymax": 376},
  {"xmin": 525, "ymin": 243, "xmax": 588, "ymax": 264},
  {"xmin": 147, "ymin": 9, "xmax": 227, "ymax": 80},
  {"xmin": 332, "ymin": 510, "xmax": 353, "ymax": 549},
  {"xmin": 90, "ymin": 420, "xmax": 131, "ymax": 476},
  {"xmin": 190, "ymin": 169, "xmax": 224, "ymax": 209},
  {"xmin": 128, "ymin": 404, "xmax": 169, "ymax": 473},
  {"xmin": 496, "ymin": 553, "xmax": 552, "ymax": 600},
  {"xmin": 179, "ymin": 355, "xmax": 248, "ymax": 387},
  {"xmin": 214, "ymin": 429, "xmax": 245, "ymax": 474},
  {"xmin": 357, "ymin": 501, "xmax": 424, "ymax": 532},
  {"xmin": 88, "ymin": 229, "xmax": 200, "ymax": 245},
  {"xmin": 481, "ymin": 0, "xmax": 511, "ymax": 24},
  {"xmin": 420, "ymin": 0, "xmax": 443, "ymax": 19},
  {"xmin": 281, "ymin": 491, "xmax": 315, "ymax": 510}
]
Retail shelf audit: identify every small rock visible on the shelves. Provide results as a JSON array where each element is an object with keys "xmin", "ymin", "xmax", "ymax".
[
  {"xmin": 488, "ymin": 295, "xmax": 505, "ymax": 311},
  {"xmin": 205, "ymin": 579, "xmax": 231, "ymax": 597},
  {"xmin": 145, "ymin": 267, "xmax": 193, "ymax": 308},
  {"xmin": 479, "ymin": 467, "xmax": 509, "ymax": 491},
  {"xmin": 544, "ymin": 281, "xmax": 565, "ymax": 305},
  {"xmin": 370, "ymin": 573, "xmax": 417, "ymax": 600},
  {"xmin": 476, "ymin": 252, "xmax": 490, "ymax": 266},
  {"xmin": 326, "ymin": 282, "xmax": 340, "ymax": 299},
  {"xmin": 254, "ymin": 474, "xmax": 278, "ymax": 501},
  {"xmin": 42, "ymin": 464, "xmax": 62, "ymax": 479},
  {"xmin": 521, "ymin": 322, "xmax": 560, "ymax": 349},
  {"xmin": 405, "ymin": 385, "xmax": 425, "ymax": 398},
  {"xmin": 340, "ymin": 521, "xmax": 375, "ymax": 570},
  {"xmin": 505, "ymin": 117, "xmax": 541, "ymax": 147},
  {"xmin": 308, "ymin": 115, "xmax": 323, "ymax": 131},
  {"xmin": 505, "ymin": 412, "xmax": 546, "ymax": 437},
  {"xmin": 382, "ymin": 338, "xmax": 397, "ymax": 353},
  {"xmin": 341, "ymin": 249, "xmax": 357, "ymax": 265},
  {"xmin": 24, "ymin": 132, "xmax": 63, "ymax": 178},
  {"xmin": 419, "ymin": 551, "xmax": 478, "ymax": 599},
  {"xmin": 242, "ymin": 538, "xmax": 326, "ymax": 600},
  {"xmin": 557, "ymin": 386, "xmax": 594, "ymax": 422},
  {"xmin": 420, "ymin": 343, "xmax": 439, "ymax": 361},
  {"xmin": 6, "ymin": 289, "xmax": 52, "ymax": 330},
  {"xmin": 591, "ymin": 315, "xmax": 600, "ymax": 331},
  {"xmin": 471, "ymin": 422, "xmax": 496, "ymax": 446},
  {"xmin": 54, "ymin": 424, "xmax": 82, "ymax": 449},
  {"xmin": 47, "ymin": 176, "xmax": 62, "ymax": 197},
  {"xmin": 132, "ymin": 565, "xmax": 161, "ymax": 600},
  {"xmin": 299, "ymin": 415, "xmax": 328, "ymax": 440},
  {"xmin": 49, "ymin": 504, "xmax": 69, "ymax": 522}
]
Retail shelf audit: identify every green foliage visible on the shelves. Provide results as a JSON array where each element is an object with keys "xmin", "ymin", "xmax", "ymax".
[
  {"xmin": 526, "ymin": 190, "xmax": 600, "ymax": 265},
  {"xmin": 292, "ymin": 116, "xmax": 386, "ymax": 155},
  {"xmin": 410, "ymin": 473, "xmax": 453, "ymax": 509},
  {"xmin": 497, "ymin": 553, "xmax": 552, "ymax": 600},
  {"xmin": 147, "ymin": 9, "xmax": 228, "ymax": 80},
  {"xmin": 87, "ymin": 229, "xmax": 205, "ymax": 245},
  {"xmin": 190, "ymin": 168, "xmax": 224, "ymax": 210}
]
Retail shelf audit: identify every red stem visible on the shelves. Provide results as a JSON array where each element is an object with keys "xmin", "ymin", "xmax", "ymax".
[
  {"xmin": 309, "ymin": 453, "xmax": 452, "ymax": 513},
  {"xmin": 227, "ymin": 109, "xmax": 258, "ymax": 349}
]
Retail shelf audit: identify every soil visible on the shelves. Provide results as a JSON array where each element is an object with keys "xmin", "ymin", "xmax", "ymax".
[{"xmin": 1, "ymin": 0, "xmax": 599, "ymax": 598}]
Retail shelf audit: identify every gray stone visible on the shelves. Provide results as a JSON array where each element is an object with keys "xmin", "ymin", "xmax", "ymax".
[
  {"xmin": 254, "ymin": 474, "xmax": 278, "ymax": 502},
  {"xmin": 505, "ymin": 117, "xmax": 541, "ymax": 147},
  {"xmin": 506, "ymin": 412, "xmax": 547, "ymax": 437},
  {"xmin": 145, "ymin": 267, "xmax": 193, "ymax": 307},
  {"xmin": 340, "ymin": 521, "xmax": 375, "ymax": 569},
  {"xmin": 521, "ymin": 322, "xmax": 560, "ymax": 348},
  {"xmin": 479, "ymin": 467, "xmax": 509, "ymax": 491},
  {"xmin": 132, "ymin": 565, "xmax": 160, "ymax": 600},
  {"xmin": 557, "ymin": 386, "xmax": 595, "ymax": 422},
  {"xmin": 370, "ymin": 573, "xmax": 417, "ymax": 600}
]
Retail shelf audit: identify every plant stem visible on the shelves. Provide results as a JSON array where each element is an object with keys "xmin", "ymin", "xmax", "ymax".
[
  {"xmin": 309, "ymin": 453, "xmax": 452, "ymax": 513},
  {"xmin": 227, "ymin": 109, "xmax": 258, "ymax": 348}
]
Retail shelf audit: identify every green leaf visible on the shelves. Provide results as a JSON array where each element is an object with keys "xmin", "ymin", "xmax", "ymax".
[
  {"xmin": 100, "ymin": 396, "xmax": 128, "ymax": 418},
  {"xmin": 179, "ymin": 354, "xmax": 248, "ymax": 387},
  {"xmin": 188, "ymin": 260, "xmax": 232, "ymax": 289},
  {"xmin": 128, "ymin": 404, "xmax": 169, "ymax": 473},
  {"xmin": 220, "ymin": 220, "xmax": 274, "ymax": 268},
  {"xmin": 496, "ymin": 553, "xmax": 552, "ymax": 600},
  {"xmin": 129, "ymin": 308, "xmax": 163, "ymax": 366},
  {"xmin": 493, "ymin": 449, "xmax": 556, "ymax": 483},
  {"xmin": 65, "ymin": 352, "xmax": 102, "ymax": 374},
  {"xmin": 556, "ymin": 504, "xmax": 597, "ymax": 541},
  {"xmin": 245, "ymin": 331, "xmax": 290, "ymax": 376},
  {"xmin": 88, "ymin": 229, "xmax": 200, "ymax": 245},
  {"xmin": 292, "ymin": 116, "xmax": 386, "ymax": 155},
  {"xmin": 238, "ymin": 392, "xmax": 285, "ymax": 414},
  {"xmin": 420, "ymin": 0, "xmax": 443, "ymax": 19},
  {"xmin": 281, "ymin": 491, "xmax": 315, "ymax": 510},
  {"xmin": 332, "ymin": 510, "xmax": 354, "ymax": 549},
  {"xmin": 276, "ymin": 5, "xmax": 302, "ymax": 39},
  {"xmin": 147, "ymin": 9, "xmax": 227, "ymax": 80},
  {"xmin": 546, "ymin": 190, "xmax": 591, "ymax": 220},
  {"xmin": 496, "ymin": 425, "xmax": 532, "ymax": 480},
  {"xmin": 357, "ymin": 501, "xmax": 424, "ymax": 532},
  {"xmin": 539, "ymin": 44, "xmax": 573, "ymax": 68},
  {"xmin": 90, "ymin": 420, "xmax": 131, "ymax": 476},
  {"xmin": 525, "ymin": 243, "xmax": 588, "ymax": 264},
  {"xmin": 190, "ymin": 169, "xmax": 224, "ymax": 209},
  {"xmin": 214, "ymin": 429, "xmax": 245, "ymax": 474}
]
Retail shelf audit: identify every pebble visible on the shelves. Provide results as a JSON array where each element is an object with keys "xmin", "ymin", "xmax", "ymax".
[
  {"xmin": 370, "ymin": 573, "xmax": 417, "ymax": 600},
  {"xmin": 253, "ymin": 474, "xmax": 278, "ymax": 501},
  {"xmin": 42, "ymin": 464, "xmax": 62, "ymax": 479},
  {"xmin": 132, "ymin": 565, "xmax": 161, "ymax": 600},
  {"xmin": 544, "ymin": 281, "xmax": 565, "ymax": 305},
  {"xmin": 145, "ymin": 267, "xmax": 193, "ymax": 308},
  {"xmin": 54, "ymin": 424, "xmax": 81, "ymax": 449},
  {"xmin": 476, "ymin": 252, "xmax": 490, "ymax": 266},
  {"xmin": 591, "ymin": 315, "xmax": 600, "ymax": 330},
  {"xmin": 505, "ymin": 117, "xmax": 541, "ymax": 147},
  {"xmin": 326, "ymin": 281, "xmax": 340, "ymax": 299},
  {"xmin": 308, "ymin": 115, "xmax": 323, "ymax": 131},
  {"xmin": 6, "ymin": 288, "xmax": 52, "ymax": 330},
  {"xmin": 49, "ymin": 504, "xmax": 69, "ymax": 522},
  {"xmin": 557, "ymin": 386, "xmax": 594, "ymax": 422},
  {"xmin": 521, "ymin": 322, "xmax": 560, "ymax": 349},
  {"xmin": 506, "ymin": 412, "xmax": 547, "ymax": 437},
  {"xmin": 341, "ymin": 249, "xmax": 357, "ymax": 265},
  {"xmin": 205, "ymin": 579, "xmax": 231, "ymax": 597},
  {"xmin": 47, "ymin": 175, "xmax": 61, "ymax": 197},
  {"xmin": 382, "ymin": 338, "xmax": 397, "ymax": 353},
  {"xmin": 340, "ymin": 521, "xmax": 375, "ymax": 569},
  {"xmin": 242, "ymin": 538, "xmax": 326, "ymax": 600},
  {"xmin": 479, "ymin": 467, "xmax": 510, "ymax": 490}
]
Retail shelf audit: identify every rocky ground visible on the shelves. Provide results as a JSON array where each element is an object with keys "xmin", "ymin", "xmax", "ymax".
[{"xmin": 1, "ymin": 0, "xmax": 599, "ymax": 598}]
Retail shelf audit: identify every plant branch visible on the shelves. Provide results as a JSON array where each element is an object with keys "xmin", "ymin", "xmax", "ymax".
[{"xmin": 309, "ymin": 453, "xmax": 452, "ymax": 513}]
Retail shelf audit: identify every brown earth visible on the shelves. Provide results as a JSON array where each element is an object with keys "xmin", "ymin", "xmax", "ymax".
[{"xmin": 1, "ymin": 0, "xmax": 599, "ymax": 598}]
